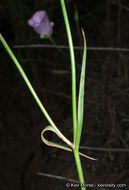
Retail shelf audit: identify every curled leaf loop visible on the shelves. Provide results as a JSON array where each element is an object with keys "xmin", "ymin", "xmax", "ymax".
[{"xmin": 41, "ymin": 126, "xmax": 97, "ymax": 161}]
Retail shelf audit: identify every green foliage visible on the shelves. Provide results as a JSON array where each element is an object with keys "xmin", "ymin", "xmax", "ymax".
[
  {"xmin": 0, "ymin": 0, "xmax": 89, "ymax": 189},
  {"xmin": 76, "ymin": 30, "xmax": 87, "ymax": 149}
]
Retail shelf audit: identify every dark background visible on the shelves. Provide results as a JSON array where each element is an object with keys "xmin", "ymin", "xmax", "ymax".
[{"xmin": 0, "ymin": 0, "xmax": 129, "ymax": 189}]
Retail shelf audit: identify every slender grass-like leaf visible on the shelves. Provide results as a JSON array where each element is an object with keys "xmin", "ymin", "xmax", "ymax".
[
  {"xmin": 1, "ymin": 1, "xmax": 94, "ymax": 188},
  {"xmin": 60, "ymin": 1, "xmax": 86, "ymax": 189},
  {"xmin": 76, "ymin": 29, "xmax": 87, "ymax": 149},
  {"xmin": 41, "ymin": 125, "xmax": 96, "ymax": 160},
  {"xmin": 0, "ymin": 33, "xmax": 73, "ymax": 148},
  {"xmin": 0, "ymin": 33, "xmax": 96, "ymax": 163}
]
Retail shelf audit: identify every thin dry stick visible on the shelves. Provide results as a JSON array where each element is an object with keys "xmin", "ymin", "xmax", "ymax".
[
  {"xmin": 79, "ymin": 146, "xmax": 129, "ymax": 152},
  {"xmin": 37, "ymin": 172, "xmax": 79, "ymax": 183},
  {"xmin": 114, "ymin": 1, "xmax": 129, "ymax": 12},
  {"xmin": 13, "ymin": 44, "xmax": 129, "ymax": 52}
]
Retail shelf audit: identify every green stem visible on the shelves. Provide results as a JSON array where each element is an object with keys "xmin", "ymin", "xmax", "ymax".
[
  {"xmin": 60, "ymin": 0, "xmax": 77, "ymax": 143},
  {"xmin": 73, "ymin": 148, "xmax": 86, "ymax": 190},
  {"xmin": 60, "ymin": 1, "xmax": 86, "ymax": 189}
]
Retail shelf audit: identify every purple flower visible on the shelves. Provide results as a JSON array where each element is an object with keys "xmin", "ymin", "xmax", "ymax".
[{"xmin": 28, "ymin": 10, "xmax": 52, "ymax": 36}]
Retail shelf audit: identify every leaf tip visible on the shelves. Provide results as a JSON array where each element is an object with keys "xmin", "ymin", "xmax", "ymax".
[{"xmin": 81, "ymin": 28, "xmax": 86, "ymax": 46}]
